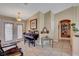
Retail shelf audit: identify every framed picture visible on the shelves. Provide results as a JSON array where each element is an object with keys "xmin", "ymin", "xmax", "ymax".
[{"xmin": 30, "ymin": 19, "xmax": 37, "ymax": 29}]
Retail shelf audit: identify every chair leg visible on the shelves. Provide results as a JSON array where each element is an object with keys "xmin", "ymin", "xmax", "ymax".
[
  {"xmin": 24, "ymin": 39, "xmax": 26, "ymax": 45},
  {"xmin": 20, "ymin": 52, "xmax": 23, "ymax": 56},
  {"xmin": 33, "ymin": 40, "xmax": 35, "ymax": 47},
  {"xmin": 20, "ymin": 51, "xmax": 23, "ymax": 56},
  {"xmin": 19, "ymin": 48, "xmax": 23, "ymax": 56},
  {"xmin": 28, "ymin": 40, "xmax": 36, "ymax": 47},
  {"xmin": 28, "ymin": 40, "xmax": 30, "ymax": 47}
]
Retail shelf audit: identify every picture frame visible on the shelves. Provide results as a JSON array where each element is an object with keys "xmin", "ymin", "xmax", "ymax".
[{"xmin": 30, "ymin": 19, "xmax": 37, "ymax": 29}]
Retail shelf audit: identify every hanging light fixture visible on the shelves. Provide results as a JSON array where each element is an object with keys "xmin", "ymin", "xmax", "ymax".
[{"xmin": 16, "ymin": 12, "xmax": 21, "ymax": 21}]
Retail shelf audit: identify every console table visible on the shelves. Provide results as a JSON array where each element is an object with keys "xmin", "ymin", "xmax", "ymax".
[{"xmin": 41, "ymin": 37, "xmax": 53, "ymax": 48}]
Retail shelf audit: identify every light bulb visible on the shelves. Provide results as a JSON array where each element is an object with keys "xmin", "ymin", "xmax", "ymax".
[
  {"xmin": 16, "ymin": 12, "xmax": 21, "ymax": 21},
  {"xmin": 17, "ymin": 18, "xmax": 21, "ymax": 21}
]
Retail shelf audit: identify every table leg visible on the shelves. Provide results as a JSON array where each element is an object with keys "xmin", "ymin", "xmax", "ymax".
[
  {"xmin": 49, "ymin": 40, "xmax": 51, "ymax": 46},
  {"xmin": 28, "ymin": 40, "xmax": 30, "ymax": 47},
  {"xmin": 52, "ymin": 40, "xmax": 53, "ymax": 48},
  {"xmin": 41, "ymin": 39, "xmax": 43, "ymax": 48},
  {"xmin": 33, "ymin": 40, "xmax": 35, "ymax": 47}
]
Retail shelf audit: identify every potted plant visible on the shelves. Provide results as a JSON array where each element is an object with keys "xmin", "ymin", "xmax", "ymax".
[{"xmin": 71, "ymin": 23, "xmax": 79, "ymax": 37}]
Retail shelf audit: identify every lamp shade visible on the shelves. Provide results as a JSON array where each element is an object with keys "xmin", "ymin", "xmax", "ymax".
[
  {"xmin": 17, "ymin": 18, "xmax": 21, "ymax": 21},
  {"xmin": 16, "ymin": 12, "xmax": 21, "ymax": 21}
]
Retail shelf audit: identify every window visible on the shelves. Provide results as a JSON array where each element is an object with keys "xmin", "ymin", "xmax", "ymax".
[
  {"xmin": 5, "ymin": 23, "xmax": 13, "ymax": 41},
  {"xmin": 17, "ymin": 24, "xmax": 23, "ymax": 39}
]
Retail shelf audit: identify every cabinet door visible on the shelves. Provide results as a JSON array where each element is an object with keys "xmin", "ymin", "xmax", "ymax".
[
  {"xmin": 5, "ymin": 23, "xmax": 13, "ymax": 41},
  {"xmin": 17, "ymin": 24, "xmax": 23, "ymax": 39},
  {"xmin": 60, "ymin": 20, "xmax": 71, "ymax": 38}
]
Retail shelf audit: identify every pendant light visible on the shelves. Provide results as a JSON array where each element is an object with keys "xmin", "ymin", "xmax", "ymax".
[{"xmin": 16, "ymin": 12, "xmax": 21, "ymax": 21}]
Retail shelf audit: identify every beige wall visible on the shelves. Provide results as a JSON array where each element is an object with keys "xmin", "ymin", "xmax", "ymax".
[
  {"xmin": 26, "ymin": 6, "xmax": 79, "ymax": 44},
  {"xmin": 26, "ymin": 11, "xmax": 56, "ymax": 45},
  {"xmin": 26, "ymin": 11, "xmax": 44, "ymax": 33},
  {"xmin": 72, "ymin": 6, "xmax": 79, "ymax": 55},
  {"xmin": 44, "ymin": 11, "xmax": 51, "ymax": 33},
  {"xmin": 26, "ymin": 11, "xmax": 44, "ymax": 45},
  {"xmin": 0, "ymin": 15, "xmax": 26, "ymax": 46},
  {"xmin": 54, "ymin": 7, "xmax": 76, "ymax": 41},
  {"xmin": 54, "ymin": 6, "xmax": 79, "ymax": 55},
  {"xmin": 44, "ymin": 11, "xmax": 55, "ymax": 40}
]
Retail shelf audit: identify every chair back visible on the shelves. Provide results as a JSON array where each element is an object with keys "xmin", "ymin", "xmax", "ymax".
[
  {"xmin": 0, "ymin": 40, "xmax": 1, "ymax": 47},
  {"xmin": 0, "ymin": 40, "xmax": 5, "ymax": 56}
]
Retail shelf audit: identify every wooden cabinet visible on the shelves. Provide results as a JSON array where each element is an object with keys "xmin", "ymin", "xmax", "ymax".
[
  {"xmin": 61, "ymin": 20, "xmax": 71, "ymax": 38},
  {"xmin": 59, "ymin": 20, "xmax": 71, "ymax": 40}
]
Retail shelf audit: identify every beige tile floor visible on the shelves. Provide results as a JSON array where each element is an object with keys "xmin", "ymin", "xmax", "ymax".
[{"xmin": 22, "ymin": 40, "xmax": 72, "ymax": 56}]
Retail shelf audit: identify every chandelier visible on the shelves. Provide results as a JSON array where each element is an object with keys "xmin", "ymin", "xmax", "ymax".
[{"xmin": 16, "ymin": 12, "xmax": 21, "ymax": 21}]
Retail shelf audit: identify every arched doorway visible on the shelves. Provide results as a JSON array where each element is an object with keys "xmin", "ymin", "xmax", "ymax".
[{"xmin": 58, "ymin": 19, "xmax": 71, "ymax": 40}]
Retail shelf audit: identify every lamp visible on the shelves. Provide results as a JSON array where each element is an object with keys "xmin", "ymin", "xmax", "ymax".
[{"xmin": 16, "ymin": 12, "xmax": 21, "ymax": 21}]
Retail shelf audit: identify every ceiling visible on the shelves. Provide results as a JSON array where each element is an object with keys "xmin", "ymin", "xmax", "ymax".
[{"xmin": 0, "ymin": 3, "xmax": 79, "ymax": 20}]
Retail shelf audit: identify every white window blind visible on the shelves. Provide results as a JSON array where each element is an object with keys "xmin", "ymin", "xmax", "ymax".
[{"xmin": 5, "ymin": 23, "xmax": 13, "ymax": 41}]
